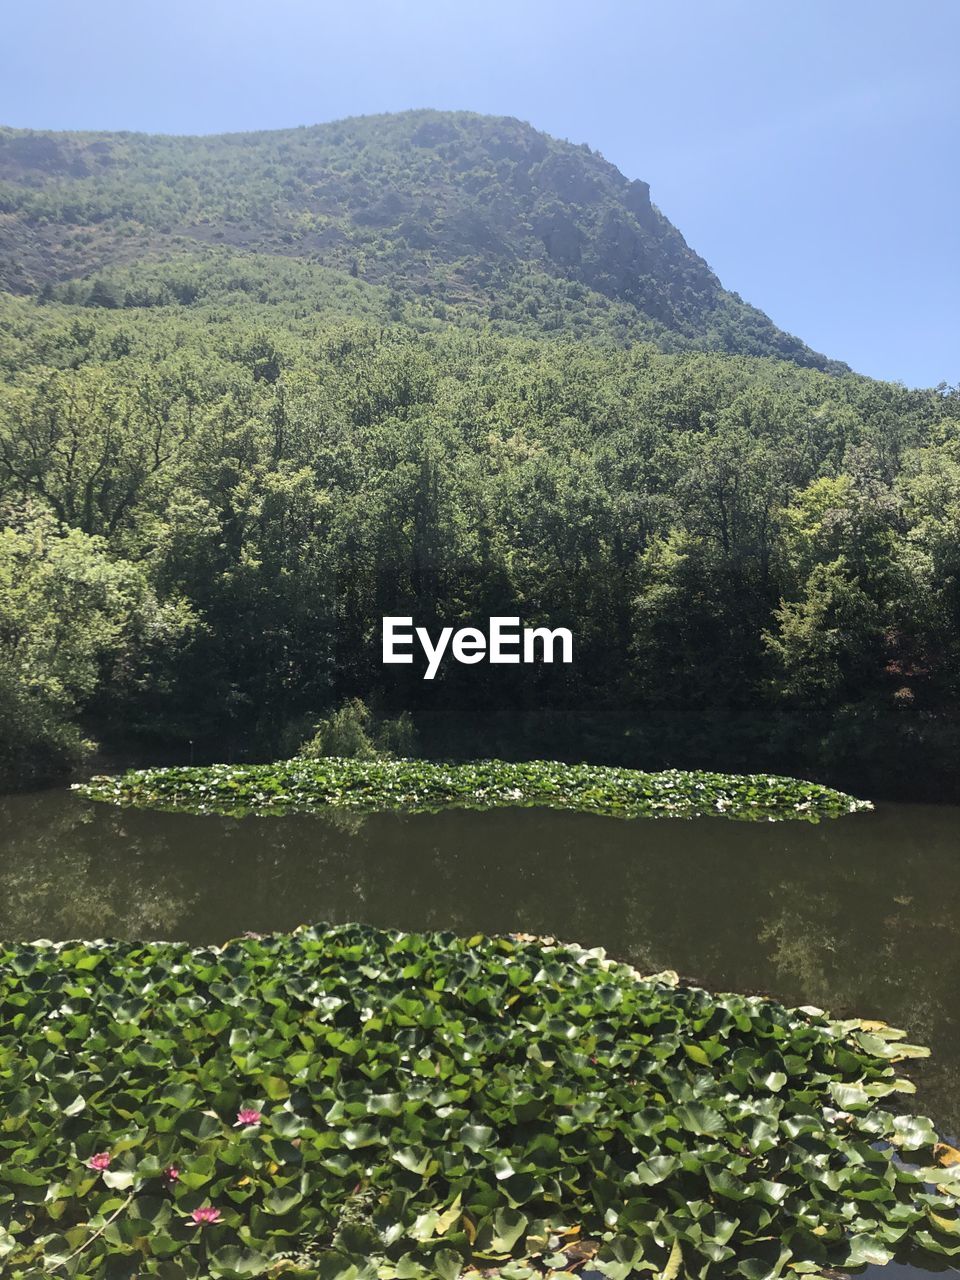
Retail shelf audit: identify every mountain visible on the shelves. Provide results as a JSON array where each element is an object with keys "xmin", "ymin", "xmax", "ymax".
[{"xmin": 0, "ymin": 109, "xmax": 843, "ymax": 370}]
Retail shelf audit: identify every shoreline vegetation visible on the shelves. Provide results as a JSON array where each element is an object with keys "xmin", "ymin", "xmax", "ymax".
[
  {"xmin": 1, "ymin": 923, "xmax": 957, "ymax": 1278},
  {"xmin": 74, "ymin": 758, "xmax": 872, "ymax": 822}
]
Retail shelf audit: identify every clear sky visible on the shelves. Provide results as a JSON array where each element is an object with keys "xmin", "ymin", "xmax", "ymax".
[{"xmin": 3, "ymin": 0, "xmax": 958, "ymax": 387}]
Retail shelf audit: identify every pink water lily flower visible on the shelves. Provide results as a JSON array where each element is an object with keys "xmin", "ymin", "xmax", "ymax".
[
  {"xmin": 190, "ymin": 1205, "xmax": 222, "ymax": 1225},
  {"xmin": 87, "ymin": 1152, "xmax": 111, "ymax": 1171},
  {"xmin": 234, "ymin": 1108, "xmax": 262, "ymax": 1127},
  {"xmin": 163, "ymin": 1165, "xmax": 180, "ymax": 1182}
]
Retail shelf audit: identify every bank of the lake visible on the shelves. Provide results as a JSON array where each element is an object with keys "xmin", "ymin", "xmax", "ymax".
[{"xmin": 75, "ymin": 758, "xmax": 871, "ymax": 822}]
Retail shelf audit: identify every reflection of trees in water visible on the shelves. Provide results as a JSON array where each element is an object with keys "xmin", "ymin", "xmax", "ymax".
[
  {"xmin": 0, "ymin": 798, "xmax": 662, "ymax": 959},
  {"xmin": 753, "ymin": 808, "xmax": 960, "ymax": 1136},
  {"xmin": 326, "ymin": 809, "xmax": 664, "ymax": 976},
  {"xmin": 0, "ymin": 792, "xmax": 198, "ymax": 941}
]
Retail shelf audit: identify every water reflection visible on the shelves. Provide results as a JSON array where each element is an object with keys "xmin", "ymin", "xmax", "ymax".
[{"xmin": 1, "ymin": 791, "xmax": 958, "ymax": 1143}]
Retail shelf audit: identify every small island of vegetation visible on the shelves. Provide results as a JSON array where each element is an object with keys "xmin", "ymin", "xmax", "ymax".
[{"xmin": 74, "ymin": 758, "xmax": 871, "ymax": 822}]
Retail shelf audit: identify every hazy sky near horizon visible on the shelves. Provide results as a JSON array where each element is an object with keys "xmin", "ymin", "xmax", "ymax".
[{"xmin": 3, "ymin": 0, "xmax": 958, "ymax": 387}]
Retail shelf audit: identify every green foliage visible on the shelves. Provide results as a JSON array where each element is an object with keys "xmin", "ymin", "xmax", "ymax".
[
  {"xmin": 0, "ymin": 112, "xmax": 838, "ymax": 368},
  {"xmin": 299, "ymin": 699, "xmax": 380, "ymax": 760},
  {"xmin": 0, "ymin": 505, "xmax": 191, "ymax": 785},
  {"xmin": 298, "ymin": 699, "xmax": 419, "ymax": 761},
  {"xmin": 0, "ymin": 923, "xmax": 957, "ymax": 1278},
  {"xmin": 76, "ymin": 758, "xmax": 869, "ymax": 822},
  {"xmin": 0, "ymin": 295, "xmax": 956, "ymax": 789},
  {"xmin": 374, "ymin": 711, "xmax": 419, "ymax": 759}
]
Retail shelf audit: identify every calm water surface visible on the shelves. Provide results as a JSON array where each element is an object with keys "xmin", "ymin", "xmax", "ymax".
[{"xmin": 1, "ymin": 790, "xmax": 958, "ymax": 1276}]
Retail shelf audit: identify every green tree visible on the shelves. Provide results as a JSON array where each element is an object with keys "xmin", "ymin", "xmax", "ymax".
[{"xmin": 0, "ymin": 504, "xmax": 189, "ymax": 784}]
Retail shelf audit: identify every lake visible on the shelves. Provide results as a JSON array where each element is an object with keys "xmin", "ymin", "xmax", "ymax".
[{"xmin": 2, "ymin": 788, "xmax": 958, "ymax": 1277}]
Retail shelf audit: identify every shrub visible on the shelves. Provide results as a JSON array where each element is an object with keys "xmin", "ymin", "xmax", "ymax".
[{"xmin": 297, "ymin": 699, "xmax": 419, "ymax": 760}]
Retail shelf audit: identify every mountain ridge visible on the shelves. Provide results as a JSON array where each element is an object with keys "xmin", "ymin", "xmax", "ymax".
[{"xmin": 0, "ymin": 109, "xmax": 845, "ymax": 370}]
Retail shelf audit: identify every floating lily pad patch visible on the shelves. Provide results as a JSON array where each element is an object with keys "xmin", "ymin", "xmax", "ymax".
[
  {"xmin": 74, "ymin": 758, "xmax": 872, "ymax": 822},
  {"xmin": 0, "ymin": 923, "xmax": 957, "ymax": 1278}
]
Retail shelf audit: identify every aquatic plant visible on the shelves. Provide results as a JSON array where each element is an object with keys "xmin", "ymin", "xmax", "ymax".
[
  {"xmin": 0, "ymin": 923, "xmax": 957, "ymax": 1278},
  {"xmin": 75, "ymin": 758, "xmax": 871, "ymax": 822},
  {"xmin": 190, "ymin": 1206, "xmax": 223, "ymax": 1227}
]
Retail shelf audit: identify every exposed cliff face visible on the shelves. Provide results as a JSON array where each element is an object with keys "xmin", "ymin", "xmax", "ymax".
[{"xmin": 0, "ymin": 109, "xmax": 841, "ymax": 369}]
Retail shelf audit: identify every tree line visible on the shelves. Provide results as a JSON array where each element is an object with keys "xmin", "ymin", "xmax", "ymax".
[{"xmin": 1, "ymin": 289, "xmax": 958, "ymax": 797}]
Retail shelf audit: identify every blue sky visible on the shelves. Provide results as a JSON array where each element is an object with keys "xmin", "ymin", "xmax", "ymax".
[{"xmin": 3, "ymin": 0, "xmax": 958, "ymax": 386}]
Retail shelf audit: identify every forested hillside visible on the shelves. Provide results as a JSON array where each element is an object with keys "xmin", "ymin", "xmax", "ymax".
[
  {"xmin": 0, "ymin": 111, "xmax": 840, "ymax": 367},
  {"xmin": 0, "ymin": 112, "xmax": 956, "ymax": 797}
]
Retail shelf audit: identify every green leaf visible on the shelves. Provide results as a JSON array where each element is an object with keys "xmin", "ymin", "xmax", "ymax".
[
  {"xmin": 489, "ymin": 1207, "xmax": 528, "ymax": 1252},
  {"xmin": 208, "ymin": 1246, "xmax": 273, "ymax": 1278},
  {"xmin": 460, "ymin": 1124, "xmax": 494, "ymax": 1151},
  {"xmin": 844, "ymin": 1233, "xmax": 895, "ymax": 1266},
  {"xmin": 434, "ymin": 1249, "xmax": 464, "ymax": 1280}
]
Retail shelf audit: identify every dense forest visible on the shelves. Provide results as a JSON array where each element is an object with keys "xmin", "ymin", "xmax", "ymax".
[{"xmin": 0, "ymin": 112, "xmax": 957, "ymax": 797}]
